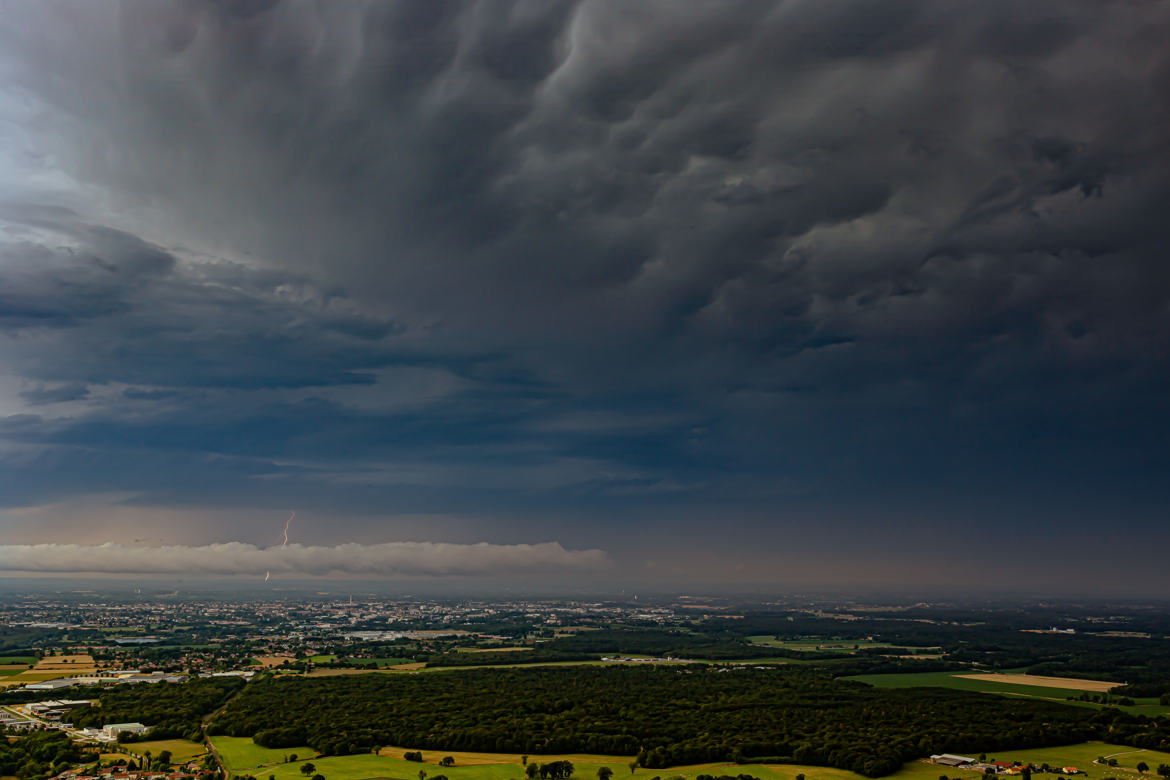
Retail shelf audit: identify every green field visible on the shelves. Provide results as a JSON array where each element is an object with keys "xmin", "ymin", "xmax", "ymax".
[
  {"xmin": 843, "ymin": 672, "xmax": 1170, "ymax": 716},
  {"xmin": 747, "ymin": 637, "xmax": 940, "ymax": 655},
  {"xmin": 0, "ymin": 668, "xmax": 27, "ymax": 676},
  {"xmin": 212, "ymin": 736, "xmax": 318, "ymax": 772},
  {"xmin": 341, "ymin": 657, "xmax": 415, "ymax": 667},
  {"xmin": 123, "ymin": 739, "xmax": 209, "ymax": 763},
  {"xmin": 212, "ymin": 739, "xmax": 1170, "ymax": 780},
  {"xmin": 0, "ymin": 656, "xmax": 37, "ymax": 665}
]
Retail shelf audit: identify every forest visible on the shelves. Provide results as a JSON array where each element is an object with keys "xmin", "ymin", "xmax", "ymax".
[
  {"xmin": 0, "ymin": 729, "xmax": 93, "ymax": 780},
  {"xmin": 205, "ymin": 665, "xmax": 1169, "ymax": 777},
  {"xmin": 63, "ymin": 676, "xmax": 244, "ymax": 741}
]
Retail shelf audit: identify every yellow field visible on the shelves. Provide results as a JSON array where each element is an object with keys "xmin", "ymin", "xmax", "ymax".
[
  {"xmin": 27, "ymin": 654, "xmax": 97, "ymax": 674},
  {"xmin": 954, "ymin": 673, "xmax": 1119, "ymax": 693},
  {"xmin": 253, "ymin": 656, "xmax": 298, "ymax": 668}
]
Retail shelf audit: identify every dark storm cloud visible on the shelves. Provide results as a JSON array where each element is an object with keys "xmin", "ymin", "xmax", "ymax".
[{"xmin": 0, "ymin": 0, "xmax": 1168, "ymax": 587}]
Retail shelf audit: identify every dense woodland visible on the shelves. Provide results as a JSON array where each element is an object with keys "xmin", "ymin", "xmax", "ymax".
[
  {"xmin": 63, "ymin": 676, "xmax": 244, "ymax": 741},
  {"xmin": 206, "ymin": 666, "xmax": 1169, "ymax": 777}
]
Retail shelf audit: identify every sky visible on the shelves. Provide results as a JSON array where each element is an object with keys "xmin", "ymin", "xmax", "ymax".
[{"xmin": 0, "ymin": 1, "xmax": 1168, "ymax": 594}]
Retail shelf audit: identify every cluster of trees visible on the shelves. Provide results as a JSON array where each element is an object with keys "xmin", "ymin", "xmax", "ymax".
[
  {"xmin": 64, "ymin": 676, "xmax": 244, "ymax": 741},
  {"xmin": 207, "ymin": 666, "xmax": 1135, "ymax": 777},
  {"xmin": 525, "ymin": 761, "xmax": 574, "ymax": 779},
  {"xmin": 0, "ymin": 728, "xmax": 92, "ymax": 780}
]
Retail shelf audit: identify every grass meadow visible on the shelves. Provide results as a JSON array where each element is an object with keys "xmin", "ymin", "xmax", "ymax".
[{"xmin": 212, "ymin": 737, "xmax": 1170, "ymax": 780}]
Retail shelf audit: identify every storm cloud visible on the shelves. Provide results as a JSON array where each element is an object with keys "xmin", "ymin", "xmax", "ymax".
[{"xmin": 0, "ymin": 1, "xmax": 1168, "ymax": 591}]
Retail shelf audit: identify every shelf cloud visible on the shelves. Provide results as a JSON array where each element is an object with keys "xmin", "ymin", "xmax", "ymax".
[{"xmin": 0, "ymin": 540, "xmax": 609, "ymax": 577}]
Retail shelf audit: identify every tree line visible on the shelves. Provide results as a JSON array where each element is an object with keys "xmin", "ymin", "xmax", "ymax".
[
  {"xmin": 63, "ymin": 676, "xmax": 244, "ymax": 741},
  {"xmin": 203, "ymin": 665, "xmax": 1161, "ymax": 777}
]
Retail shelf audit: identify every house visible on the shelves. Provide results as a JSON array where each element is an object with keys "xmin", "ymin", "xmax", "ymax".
[
  {"xmin": 1061, "ymin": 768, "xmax": 1078, "ymax": 775},
  {"xmin": 932, "ymin": 755, "xmax": 977, "ymax": 768},
  {"xmin": 103, "ymin": 722, "xmax": 149, "ymax": 737}
]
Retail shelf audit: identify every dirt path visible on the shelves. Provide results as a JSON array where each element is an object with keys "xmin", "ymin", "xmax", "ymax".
[{"xmin": 202, "ymin": 684, "xmax": 248, "ymax": 777}]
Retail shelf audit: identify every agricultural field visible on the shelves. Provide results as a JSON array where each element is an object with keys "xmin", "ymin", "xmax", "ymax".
[
  {"xmin": 0, "ymin": 656, "xmax": 37, "ymax": 665},
  {"xmin": 122, "ymin": 739, "xmax": 209, "ymax": 763},
  {"xmin": 254, "ymin": 656, "xmax": 299, "ymax": 668},
  {"xmin": 843, "ymin": 672, "xmax": 1170, "ymax": 716},
  {"xmin": 215, "ymin": 741, "xmax": 1170, "ymax": 780},
  {"xmin": 954, "ymin": 674, "xmax": 1117, "ymax": 693},
  {"xmin": 31, "ymin": 653, "xmax": 96, "ymax": 671}
]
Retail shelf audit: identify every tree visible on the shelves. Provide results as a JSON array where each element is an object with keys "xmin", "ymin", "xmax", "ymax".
[
  {"xmin": 599, "ymin": 768, "xmax": 614, "ymax": 780},
  {"xmin": 1137, "ymin": 763, "xmax": 1149, "ymax": 774},
  {"xmin": 419, "ymin": 770, "xmax": 427, "ymax": 780},
  {"xmin": 522, "ymin": 757, "xmax": 528, "ymax": 767},
  {"xmin": 300, "ymin": 764, "xmax": 316, "ymax": 776},
  {"xmin": 629, "ymin": 762, "xmax": 638, "ymax": 775},
  {"xmin": 527, "ymin": 764, "xmax": 539, "ymax": 780},
  {"xmin": 440, "ymin": 757, "xmax": 455, "ymax": 768}
]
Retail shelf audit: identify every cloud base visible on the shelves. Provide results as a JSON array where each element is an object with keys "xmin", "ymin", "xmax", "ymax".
[{"xmin": 0, "ymin": 540, "xmax": 609, "ymax": 578}]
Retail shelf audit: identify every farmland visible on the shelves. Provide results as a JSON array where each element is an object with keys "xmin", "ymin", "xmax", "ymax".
[
  {"xmin": 954, "ymin": 674, "xmax": 1119, "ymax": 693},
  {"xmin": 842, "ymin": 671, "xmax": 1170, "ymax": 716}
]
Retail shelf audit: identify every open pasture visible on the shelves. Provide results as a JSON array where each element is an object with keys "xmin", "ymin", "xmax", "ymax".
[
  {"xmin": 211, "ymin": 736, "xmax": 318, "ymax": 772},
  {"xmin": 123, "ymin": 739, "xmax": 209, "ymax": 763},
  {"xmin": 216, "ymin": 740, "xmax": 1170, "ymax": 780}
]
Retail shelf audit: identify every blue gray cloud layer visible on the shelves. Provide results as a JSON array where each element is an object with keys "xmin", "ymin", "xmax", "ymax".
[{"xmin": 0, "ymin": 1, "xmax": 1168, "ymax": 589}]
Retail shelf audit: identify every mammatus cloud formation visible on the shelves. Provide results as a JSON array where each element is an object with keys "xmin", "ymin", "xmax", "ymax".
[{"xmin": 0, "ymin": 541, "xmax": 609, "ymax": 577}]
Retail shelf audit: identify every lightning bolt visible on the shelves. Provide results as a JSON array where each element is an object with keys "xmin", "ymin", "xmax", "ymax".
[{"xmin": 265, "ymin": 511, "xmax": 293, "ymax": 582}]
